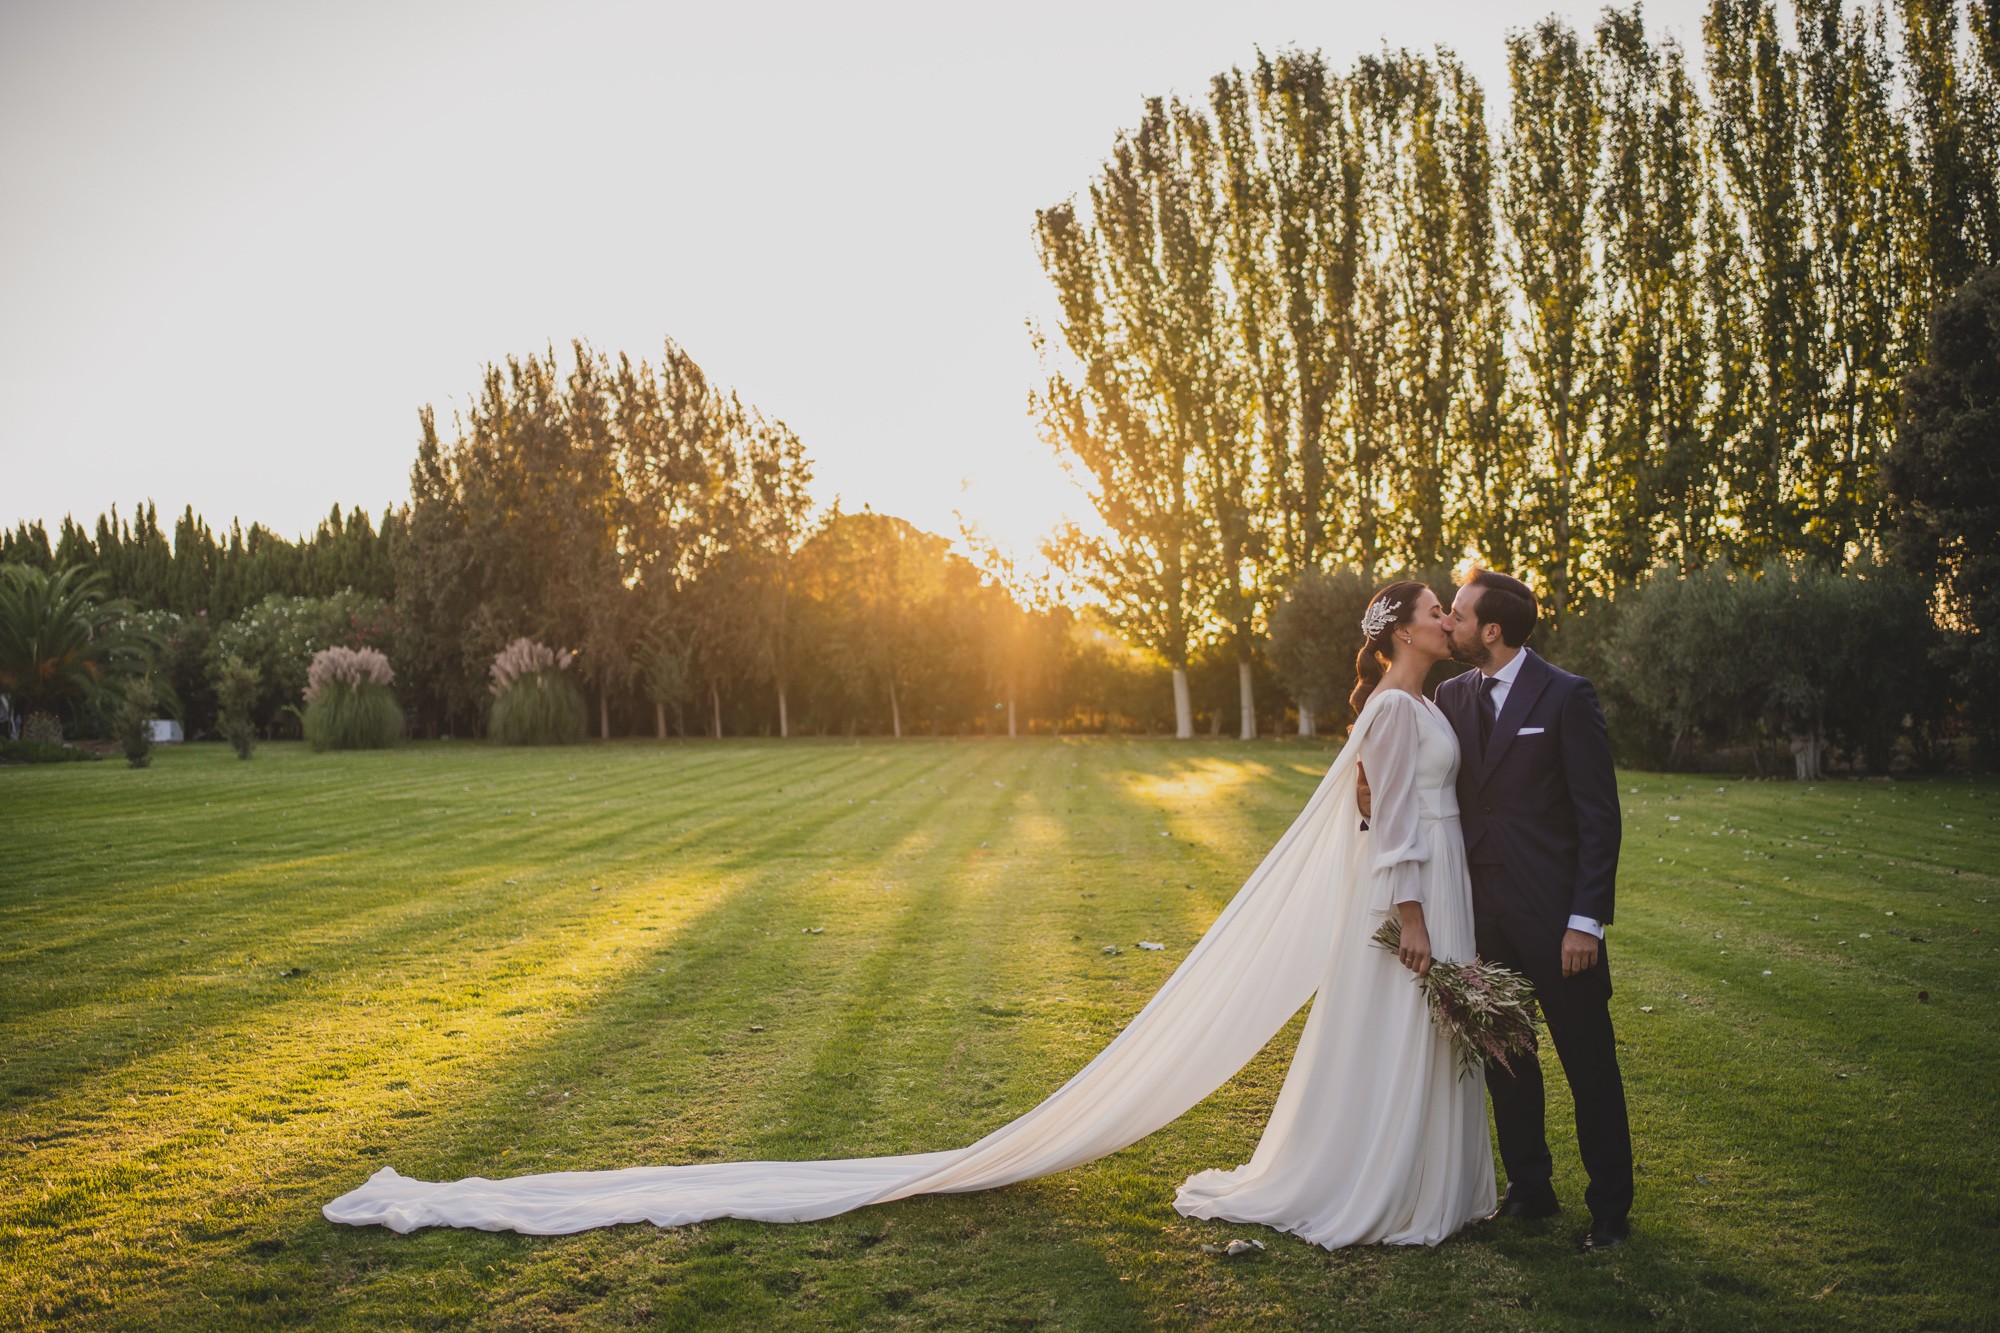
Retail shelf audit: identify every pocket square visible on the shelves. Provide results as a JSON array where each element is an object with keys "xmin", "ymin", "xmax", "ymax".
[{"xmin": 1517, "ymin": 726, "xmax": 1545, "ymax": 735}]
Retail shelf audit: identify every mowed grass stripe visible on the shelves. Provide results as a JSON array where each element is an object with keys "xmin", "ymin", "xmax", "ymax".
[
  {"xmin": 2, "ymin": 744, "xmax": 1996, "ymax": 1330},
  {"xmin": 1, "ymin": 743, "xmax": 907, "ymax": 1316},
  {"xmin": 0, "ymin": 742, "xmax": 914, "ymax": 1043}
]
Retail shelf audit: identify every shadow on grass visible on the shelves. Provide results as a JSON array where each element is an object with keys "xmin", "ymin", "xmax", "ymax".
[
  {"xmin": 0, "ymin": 742, "xmax": 962, "ymax": 1093},
  {"xmin": 1066, "ymin": 746, "xmax": 1831, "ymax": 1329},
  {"xmin": 8, "ymin": 745, "xmax": 1996, "ymax": 1329},
  {"xmin": 5, "ymin": 744, "xmax": 1032, "ymax": 1326},
  {"xmin": 255, "ymin": 742, "xmax": 1155, "ymax": 1329}
]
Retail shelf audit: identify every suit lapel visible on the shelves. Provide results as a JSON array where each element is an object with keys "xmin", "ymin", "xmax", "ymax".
[
  {"xmin": 1444, "ymin": 670, "xmax": 1483, "ymax": 767},
  {"xmin": 1477, "ymin": 649, "xmax": 1552, "ymax": 786}
]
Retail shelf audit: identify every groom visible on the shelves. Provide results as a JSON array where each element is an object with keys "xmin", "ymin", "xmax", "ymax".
[{"xmin": 1437, "ymin": 568, "xmax": 1633, "ymax": 1252}]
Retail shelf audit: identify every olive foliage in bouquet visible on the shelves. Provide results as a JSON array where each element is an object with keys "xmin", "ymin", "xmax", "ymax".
[{"xmin": 1372, "ymin": 917, "xmax": 1541, "ymax": 1077}]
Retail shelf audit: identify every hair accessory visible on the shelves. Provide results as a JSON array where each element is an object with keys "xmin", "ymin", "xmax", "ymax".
[{"xmin": 1360, "ymin": 596, "xmax": 1402, "ymax": 640}]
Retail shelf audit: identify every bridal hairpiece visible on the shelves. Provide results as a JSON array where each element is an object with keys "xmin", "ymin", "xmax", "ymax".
[{"xmin": 1359, "ymin": 596, "xmax": 1402, "ymax": 640}]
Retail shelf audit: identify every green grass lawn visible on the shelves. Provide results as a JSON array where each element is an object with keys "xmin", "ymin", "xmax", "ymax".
[{"xmin": 2, "ymin": 739, "xmax": 1996, "ymax": 1331}]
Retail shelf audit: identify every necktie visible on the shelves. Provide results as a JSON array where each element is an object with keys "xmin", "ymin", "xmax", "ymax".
[{"xmin": 1479, "ymin": 674, "xmax": 1501, "ymax": 748}]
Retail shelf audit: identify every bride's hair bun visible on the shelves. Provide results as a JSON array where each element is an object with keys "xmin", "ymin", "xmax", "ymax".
[{"xmin": 1349, "ymin": 579, "xmax": 1428, "ymax": 715}]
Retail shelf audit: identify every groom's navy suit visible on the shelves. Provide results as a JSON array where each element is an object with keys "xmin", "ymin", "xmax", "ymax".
[{"xmin": 1438, "ymin": 648, "xmax": 1634, "ymax": 1228}]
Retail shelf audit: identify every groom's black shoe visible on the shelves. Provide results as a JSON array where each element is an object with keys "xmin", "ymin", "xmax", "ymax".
[
  {"xmin": 1492, "ymin": 1182, "xmax": 1560, "ymax": 1220},
  {"xmin": 1581, "ymin": 1218, "xmax": 1630, "ymax": 1252}
]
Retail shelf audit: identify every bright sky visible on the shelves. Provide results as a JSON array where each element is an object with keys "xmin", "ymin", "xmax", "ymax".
[{"xmin": 0, "ymin": 0, "xmax": 1710, "ymax": 568}]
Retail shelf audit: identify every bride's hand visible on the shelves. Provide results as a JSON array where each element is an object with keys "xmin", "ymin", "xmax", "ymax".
[{"xmin": 1396, "ymin": 904, "xmax": 1432, "ymax": 977}]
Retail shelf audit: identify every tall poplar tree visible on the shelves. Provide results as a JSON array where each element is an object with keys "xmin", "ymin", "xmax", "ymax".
[
  {"xmin": 1214, "ymin": 53, "xmax": 1353, "ymax": 582},
  {"xmin": 1593, "ymin": 10, "xmax": 1713, "ymax": 583},
  {"xmin": 613, "ymin": 341, "xmax": 732, "ymax": 735},
  {"xmin": 737, "ymin": 414, "xmax": 814, "ymax": 738},
  {"xmin": 1035, "ymin": 97, "xmax": 1235, "ymax": 738},
  {"xmin": 1972, "ymin": 2, "xmax": 2000, "ymax": 261},
  {"xmin": 1706, "ymin": 0, "xmax": 1813, "ymax": 562},
  {"xmin": 1434, "ymin": 51, "xmax": 1516, "ymax": 578},
  {"xmin": 1899, "ymin": 0, "xmax": 1987, "ymax": 307},
  {"xmin": 1343, "ymin": 66, "xmax": 1404, "ymax": 584},
  {"xmin": 1215, "ymin": 50, "xmax": 1367, "ymax": 733},
  {"xmin": 1796, "ymin": 0, "xmax": 1917, "ymax": 561},
  {"xmin": 1503, "ymin": 17, "xmax": 1604, "ymax": 615}
]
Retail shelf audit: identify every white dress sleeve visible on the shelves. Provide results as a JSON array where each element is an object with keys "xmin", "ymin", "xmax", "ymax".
[{"xmin": 1357, "ymin": 691, "xmax": 1429, "ymax": 912}]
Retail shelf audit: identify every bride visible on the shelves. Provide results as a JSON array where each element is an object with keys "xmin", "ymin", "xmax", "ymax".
[{"xmin": 326, "ymin": 582, "xmax": 1495, "ymax": 1248}]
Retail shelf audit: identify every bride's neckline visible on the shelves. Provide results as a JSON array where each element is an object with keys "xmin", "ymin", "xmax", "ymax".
[{"xmin": 1379, "ymin": 687, "xmax": 1449, "ymax": 725}]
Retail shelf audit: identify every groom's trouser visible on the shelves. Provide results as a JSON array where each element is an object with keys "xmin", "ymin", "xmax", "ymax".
[{"xmin": 1470, "ymin": 862, "xmax": 1634, "ymax": 1225}]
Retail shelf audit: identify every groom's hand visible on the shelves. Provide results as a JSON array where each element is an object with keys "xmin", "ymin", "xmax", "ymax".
[
  {"xmin": 1356, "ymin": 763, "xmax": 1372, "ymax": 821},
  {"xmin": 1560, "ymin": 929, "xmax": 1600, "ymax": 979}
]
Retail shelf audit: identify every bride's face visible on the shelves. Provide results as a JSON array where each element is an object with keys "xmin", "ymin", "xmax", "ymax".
[{"xmin": 1397, "ymin": 587, "xmax": 1450, "ymax": 662}]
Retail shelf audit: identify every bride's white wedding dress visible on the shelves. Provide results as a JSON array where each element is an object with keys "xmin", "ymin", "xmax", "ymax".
[
  {"xmin": 1174, "ymin": 689, "xmax": 1492, "ymax": 1245},
  {"xmin": 325, "ymin": 687, "xmax": 1494, "ymax": 1248}
]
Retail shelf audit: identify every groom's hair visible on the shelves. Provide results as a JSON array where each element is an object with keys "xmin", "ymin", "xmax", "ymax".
[{"xmin": 1467, "ymin": 568, "xmax": 1537, "ymax": 647}]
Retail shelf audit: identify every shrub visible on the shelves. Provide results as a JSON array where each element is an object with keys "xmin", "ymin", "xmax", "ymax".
[
  {"xmin": 303, "ymin": 684, "xmax": 404, "ymax": 751},
  {"xmin": 0, "ymin": 565, "xmax": 158, "ymax": 733},
  {"xmin": 1058, "ymin": 616, "xmax": 1169, "ymax": 736},
  {"xmin": 1604, "ymin": 562, "xmax": 1936, "ymax": 776},
  {"xmin": 114, "ymin": 679, "xmax": 157, "ymax": 768},
  {"xmin": 1530, "ymin": 597, "xmax": 1670, "ymax": 769},
  {"xmin": 489, "ymin": 675, "xmax": 588, "ymax": 745},
  {"xmin": 213, "ymin": 653, "xmax": 260, "ymax": 760},
  {"xmin": 21, "ymin": 711, "xmax": 63, "ymax": 745},
  {"xmin": 489, "ymin": 637, "xmax": 573, "ymax": 690},
  {"xmin": 208, "ymin": 590, "xmax": 389, "ymax": 737},
  {"xmin": 301, "ymin": 646, "xmax": 403, "ymax": 751},
  {"xmin": 1884, "ymin": 264, "xmax": 2000, "ymax": 765},
  {"xmin": 0, "ymin": 739, "xmax": 98, "ymax": 764},
  {"xmin": 130, "ymin": 608, "xmax": 215, "ymax": 735},
  {"xmin": 304, "ymin": 645, "xmax": 395, "ymax": 700},
  {"xmin": 1268, "ymin": 566, "xmax": 1463, "ymax": 737},
  {"xmin": 488, "ymin": 638, "xmax": 585, "ymax": 745},
  {"xmin": 1269, "ymin": 569, "xmax": 1374, "ymax": 737}
]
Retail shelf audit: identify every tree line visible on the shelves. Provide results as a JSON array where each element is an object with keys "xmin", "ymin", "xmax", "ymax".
[
  {"xmin": 1, "ymin": 502, "xmax": 397, "ymax": 619},
  {"xmin": 1037, "ymin": 0, "xmax": 1999, "ymax": 738},
  {"xmin": 6, "ymin": 3, "xmax": 1996, "ymax": 767},
  {"xmin": 386, "ymin": 339, "xmax": 1072, "ymax": 739},
  {"xmin": 3, "ymin": 339, "xmax": 1157, "ymax": 742}
]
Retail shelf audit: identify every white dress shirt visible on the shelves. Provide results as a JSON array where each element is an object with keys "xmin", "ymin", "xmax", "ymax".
[
  {"xmin": 1479, "ymin": 649, "xmax": 1604, "ymax": 941},
  {"xmin": 1481, "ymin": 644, "xmax": 1527, "ymax": 715}
]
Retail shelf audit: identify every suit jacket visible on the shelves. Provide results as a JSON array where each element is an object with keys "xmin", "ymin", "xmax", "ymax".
[{"xmin": 1437, "ymin": 648, "xmax": 1621, "ymax": 933}]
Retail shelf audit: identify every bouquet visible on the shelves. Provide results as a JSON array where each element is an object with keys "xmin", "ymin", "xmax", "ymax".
[{"xmin": 1371, "ymin": 917, "xmax": 1541, "ymax": 1078}]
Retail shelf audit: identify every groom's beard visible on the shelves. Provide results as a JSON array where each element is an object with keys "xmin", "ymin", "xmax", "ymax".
[{"xmin": 1448, "ymin": 632, "xmax": 1491, "ymax": 668}]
